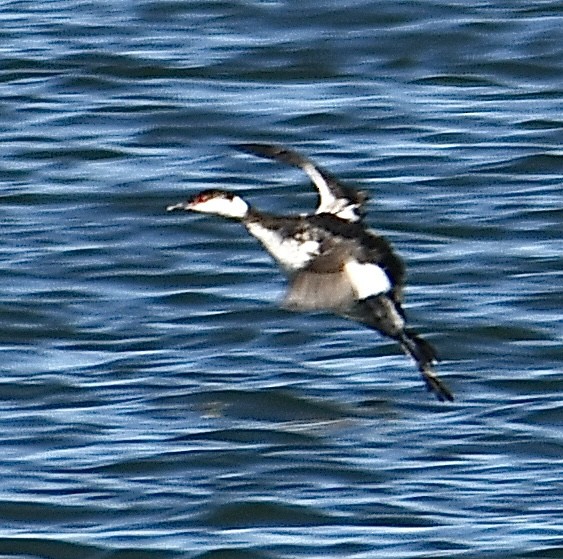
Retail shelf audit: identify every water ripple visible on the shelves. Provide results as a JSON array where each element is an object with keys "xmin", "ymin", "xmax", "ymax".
[{"xmin": 0, "ymin": 0, "xmax": 561, "ymax": 557}]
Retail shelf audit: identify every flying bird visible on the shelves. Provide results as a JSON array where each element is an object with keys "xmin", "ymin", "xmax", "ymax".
[{"xmin": 168, "ymin": 145, "xmax": 454, "ymax": 402}]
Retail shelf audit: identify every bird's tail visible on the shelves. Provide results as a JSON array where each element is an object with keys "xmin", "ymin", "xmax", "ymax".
[{"xmin": 398, "ymin": 330, "xmax": 454, "ymax": 402}]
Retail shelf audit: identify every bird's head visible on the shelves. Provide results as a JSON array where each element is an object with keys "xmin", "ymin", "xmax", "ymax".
[{"xmin": 167, "ymin": 189, "xmax": 249, "ymax": 219}]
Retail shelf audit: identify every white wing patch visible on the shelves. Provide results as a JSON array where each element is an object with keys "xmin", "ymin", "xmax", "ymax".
[
  {"xmin": 246, "ymin": 222, "xmax": 319, "ymax": 274},
  {"xmin": 304, "ymin": 162, "xmax": 361, "ymax": 222},
  {"xmin": 330, "ymin": 203, "xmax": 361, "ymax": 223},
  {"xmin": 303, "ymin": 162, "xmax": 331, "ymax": 202},
  {"xmin": 344, "ymin": 260, "xmax": 391, "ymax": 299}
]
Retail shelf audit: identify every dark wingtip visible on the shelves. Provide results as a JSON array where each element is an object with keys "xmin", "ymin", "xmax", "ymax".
[
  {"xmin": 234, "ymin": 143, "xmax": 309, "ymax": 168},
  {"xmin": 234, "ymin": 143, "xmax": 284, "ymax": 157},
  {"xmin": 233, "ymin": 142, "xmax": 261, "ymax": 154}
]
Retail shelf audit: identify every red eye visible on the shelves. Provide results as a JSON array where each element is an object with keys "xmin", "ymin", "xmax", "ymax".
[
  {"xmin": 191, "ymin": 190, "xmax": 215, "ymax": 204},
  {"xmin": 191, "ymin": 189, "xmax": 231, "ymax": 204}
]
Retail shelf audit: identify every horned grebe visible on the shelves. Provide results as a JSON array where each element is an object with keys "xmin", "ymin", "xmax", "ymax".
[{"xmin": 167, "ymin": 146, "xmax": 454, "ymax": 402}]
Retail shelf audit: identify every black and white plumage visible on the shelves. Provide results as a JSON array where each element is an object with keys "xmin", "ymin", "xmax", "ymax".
[
  {"xmin": 167, "ymin": 147, "xmax": 454, "ymax": 402},
  {"xmin": 236, "ymin": 143, "xmax": 368, "ymax": 223}
]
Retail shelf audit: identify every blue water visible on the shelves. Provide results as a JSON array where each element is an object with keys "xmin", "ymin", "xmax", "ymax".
[{"xmin": 1, "ymin": 1, "xmax": 562, "ymax": 558}]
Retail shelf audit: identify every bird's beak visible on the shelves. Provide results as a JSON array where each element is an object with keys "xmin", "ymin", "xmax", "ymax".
[{"xmin": 166, "ymin": 201, "xmax": 191, "ymax": 212}]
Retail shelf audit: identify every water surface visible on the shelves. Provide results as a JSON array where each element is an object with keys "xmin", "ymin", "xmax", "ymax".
[{"xmin": 1, "ymin": 1, "xmax": 562, "ymax": 558}]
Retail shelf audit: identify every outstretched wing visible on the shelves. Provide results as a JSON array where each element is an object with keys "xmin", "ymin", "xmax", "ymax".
[{"xmin": 235, "ymin": 143, "xmax": 368, "ymax": 223}]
